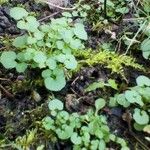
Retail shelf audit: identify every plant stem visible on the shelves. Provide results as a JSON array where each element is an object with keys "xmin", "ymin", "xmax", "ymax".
[{"xmin": 104, "ymin": 0, "xmax": 107, "ymax": 18}]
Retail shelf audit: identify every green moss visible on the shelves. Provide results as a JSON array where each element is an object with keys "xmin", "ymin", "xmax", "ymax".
[
  {"xmin": 0, "ymin": 0, "xmax": 8, "ymax": 5},
  {"xmin": 75, "ymin": 49, "xmax": 145, "ymax": 75}
]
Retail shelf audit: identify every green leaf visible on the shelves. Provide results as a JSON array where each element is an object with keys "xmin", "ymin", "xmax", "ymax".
[
  {"xmin": 17, "ymin": 16, "xmax": 39, "ymax": 32},
  {"xmin": 42, "ymin": 117, "xmax": 54, "ymax": 130},
  {"xmin": 56, "ymin": 54, "xmax": 66, "ymax": 62},
  {"xmin": 33, "ymin": 51, "xmax": 47, "ymax": 64},
  {"xmin": 109, "ymin": 97, "xmax": 118, "ymax": 107},
  {"xmin": 46, "ymin": 58, "xmax": 57, "ymax": 70},
  {"xmin": 62, "ymin": 29, "xmax": 73, "ymax": 43},
  {"xmin": 25, "ymin": 16, "xmax": 40, "ymax": 32},
  {"xmin": 34, "ymin": 30, "xmax": 44, "ymax": 40},
  {"xmin": 141, "ymin": 38, "xmax": 150, "ymax": 59},
  {"xmin": 64, "ymin": 54, "xmax": 77, "ymax": 69},
  {"xmin": 133, "ymin": 108, "xmax": 149, "ymax": 125},
  {"xmin": 143, "ymin": 124, "xmax": 150, "ymax": 134},
  {"xmin": 27, "ymin": 36, "xmax": 37, "ymax": 44},
  {"xmin": 116, "ymin": 94, "xmax": 130, "ymax": 108},
  {"xmin": 13, "ymin": 35, "xmax": 27, "ymax": 48},
  {"xmin": 40, "ymin": 24, "xmax": 51, "ymax": 32},
  {"xmin": 74, "ymin": 23, "xmax": 87, "ymax": 40},
  {"xmin": 16, "ymin": 62, "xmax": 27, "ymax": 72},
  {"xmin": 125, "ymin": 90, "xmax": 144, "ymax": 106},
  {"xmin": 98, "ymin": 140, "xmax": 106, "ymax": 150},
  {"xmin": 116, "ymin": 7, "xmax": 129, "ymax": 14},
  {"xmin": 70, "ymin": 39, "xmax": 82, "ymax": 49},
  {"xmin": 56, "ymin": 41, "xmax": 65, "ymax": 50},
  {"xmin": 24, "ymin": 48, "xmax": 36, "ymax": 61},
  {"xmin": 108, "ymin": 79, "xmax": 118, "ymax": 90},
  {"xmin": 17, "ymin": 20, "xmax": 27, "ymax": 30},
  {"xmin": 41, "ymin": 69, "xmax": 52, "ymax": 78},
  {"xmin": 133, "ymin": 122, "xmax": 145, "ymax": 131},
  {"xmin": 95, "ymin": 98, "xmax": 106, "ymax": 112},
  {"xmin": 90, "ymin": 140, "xmax": 99, "ymax": 150},
  {"xmin": 48, "ymin": 99, "xmax": 64, "ymax": 111},
  {"xmin": 62, "ymin": 12, "xmax": 72, "ymax": 17},
  {"xmin": 0, "ymin": 51, "xmax": 17, "ymax": 69},
  {"xmin": 56, "ymin": 126, "xmax": 73, "ymax": 140},
  {"xmin": 10, "ymin": 7, "xmax": 28, "ymax": 20},
  {"xmin": 71, "ymin": 133, "xmax": 82, "ymax": 145},
  {"xmin": 42, "ymin": 68, "xmax": 66, "ymax": 91},
  {"xmin": 121, "ymin": 147, "xmax": 130, "ymax": 150},
  {"xmin": 85, "ymin": 82, "xmax": 105, "ymax": 92},
  {"xmin": 136, "ymin": 75, "xmax": 150, "ymax": 86}
]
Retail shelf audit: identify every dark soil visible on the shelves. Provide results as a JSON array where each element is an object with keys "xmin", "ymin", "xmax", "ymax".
[{"xmin": 0, "ymin": 0, "xmax": 150, "ymax": 150}]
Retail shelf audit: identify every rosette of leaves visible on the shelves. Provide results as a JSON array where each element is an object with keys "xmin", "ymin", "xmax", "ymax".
[
  {"xmin": 0, "ymin": 7, "xmax": 88, "ymax": 91},
  {"xmin": 42, "ymin": 98, "xmax": 129, "ymax": 150},
  {"xmin": 133, "ymin": 108, "xmax": 149, "ymax": 132},
  {"xmin": 109, "ymin": 75, "xmax": 150, "ymax": 132}
]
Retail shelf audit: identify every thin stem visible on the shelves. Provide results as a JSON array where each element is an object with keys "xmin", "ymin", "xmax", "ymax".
[
  {"xmin": 125, "ymin": 20, "xmax": 147, "ymax": 55},
  {"xmin": 104, "ymin": 0, "xmax": 107, "ymax": 18}
]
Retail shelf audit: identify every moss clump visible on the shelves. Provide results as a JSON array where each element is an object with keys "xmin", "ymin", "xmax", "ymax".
[{"xmin": 75, "ymin": 49, "xmax": 145, "ymax": 76}]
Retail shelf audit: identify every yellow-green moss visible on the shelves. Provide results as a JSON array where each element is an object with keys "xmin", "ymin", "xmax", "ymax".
[
  {"xmin": 75, "ymin": 49, "xmax": 145, "ymax": 75},
  {"xmin": 0, "ymin": 0, "xmax": 8, "ymax": 5}
]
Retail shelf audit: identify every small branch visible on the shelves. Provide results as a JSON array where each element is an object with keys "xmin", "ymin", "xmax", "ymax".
[
  {"xmin": 104, "ymin": 0, "xmax": 107, "ymax": 18},
  {"xmin": 39, "ymin": 0, "xmax": 77, "ymax": 10},
  {"xmin": 0, "ymin": 84, "xmax": 14, "ymax": 98},
  {"xmin": 38, "ymin": 12, "xmax": 60, "ymax": 22},
  {"xmin": 124, "ymin": 20, "xmax": 147, "ymax": 55}
]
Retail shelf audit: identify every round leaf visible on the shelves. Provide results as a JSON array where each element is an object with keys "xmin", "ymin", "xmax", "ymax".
[
  {"xmin": 133, "ymin": 108, "xmax": 149, "ymax": 125},
  {"xmin": 46, "ymin": 58, "xmax": 57, "ymax": 70},
  {"xmin": 43, "ymin": 68, "xmax": 66, "ymax": 91},
  {"xmin": 74, "ymin": 23, "xmax": 87, "ymax": 40},
  {"xmin": 10, "ymin": 7, "xmax": 28, "ymax": 20},
  {"xmin": 33, "ymin": 51, "xmax": 47, "ymax": 64},
  {"xmin": 16, "ymin": 62, "xmax": 27, "ymax": 72},
  {"xmin": 125, "ymin": 90, "xmax": 144, "ymax": 106},
  {"xmin": 13, "ymin": 35, "xmax": 27, "ymax": 48},
  {"xmin": 48, "ymin": 99, "xmax": 64, "ymax": 111},
  {"xmin": 95, "ymin": 98, "xmax": 106, "ymax": 111},
  {"xmin": 0, "ymin": 51, "xmax": 17, "ymax": 69},
  {"xmin": 136, "ymin": 75, "xmax": 150, "ymax": 87},
  {"xmin": 71, "ymin": 133, "xmax": 82, "ymax": 145},
  {"xmin": 64, "ymin": 54, "xmax": 77, "ymax": 69}
]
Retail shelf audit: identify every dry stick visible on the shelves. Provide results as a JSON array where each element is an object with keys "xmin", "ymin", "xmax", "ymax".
[
  {"xmin": 38, "ymin": 12, "xmax": 60, "ymax": 22},
  {"xmin": 0, "ymin": 78, "xmax": 10, "ymax": 81},
  {"xmin": 125, "ymin": 20, "xmax": 147, "ymax": 55},
  {"xmin": 39, "ymin": 0, "xmax": 77, "ymax": 10},
  {"xmin": 0, "ymin": 84, "xmax": 14, "ymax": 98}
]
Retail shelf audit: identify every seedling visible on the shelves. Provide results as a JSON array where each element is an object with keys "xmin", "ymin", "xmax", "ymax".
[{"xmin": 0, "ymin": 7, "xmax": 87, "ymax": 91}]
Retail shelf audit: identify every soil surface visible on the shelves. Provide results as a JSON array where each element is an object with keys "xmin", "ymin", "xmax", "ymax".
[{"xmin": 0, "ymin": 0, "xmax": 150, "ymax": 150}]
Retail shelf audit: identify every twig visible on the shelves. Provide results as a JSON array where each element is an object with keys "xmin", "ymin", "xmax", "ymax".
[
  {"xmin": 0, "ymin": 84, "xmax": 14, "ymax": 98},
  {"xmin": 104, "ymin": 0, "xmax": 107, "ymax": 18},
  {"xmin": 0, "ymin": 78, "xmax": 10, "ymax": 81},
  {"xmin": 124, "ymin": 20, "xmax": 147, "ymax": 55},
  {"xmin": 38, "ymin": 12, "xmax": 60, "ymax": 22},
  {"xmin": 39, "ymin": 0, "xmax": 77, "ymax": 10}
]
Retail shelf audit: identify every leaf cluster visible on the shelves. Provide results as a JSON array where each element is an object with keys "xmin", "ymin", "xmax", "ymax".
[
  {"xmin": 0, "ymin": 7, "xmax": 87, "ymax": 91},
  {"xmin": 109, "ymin": 75, "xmax": 150, "ymax": 132},
  {"xmin": 85, "ymin": 78, "xmax": 118, "ymax": 92},
  {"xmin": 42, "ymin": 98, "xmax": 129, "ymax": 150}
]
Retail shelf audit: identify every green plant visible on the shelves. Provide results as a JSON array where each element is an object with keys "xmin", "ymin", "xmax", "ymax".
[
  {"xmin": 0, "ymin": 0, "xmax": 8, "ymax": 5},
  {"xmin": 109, "ymin": 75, "xmax": 150, "ymax": 132},
  {"xmin": 75, "ymin": 49, "xmax": 145, "ymax": 76},
  {"xmin": 0, "ymin": 7, "xmax": 87, "ymax": 91},
  {"xmin": 42, "ymin": 98, "xmax": 129, "ymax": 150},
  {"xmin": 85, "ymin": 78, "xmax": 118, "ymax": 92},
  {"xmin": 140, "ymin": 21, "xmax": 150, "ymax": 59}
]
